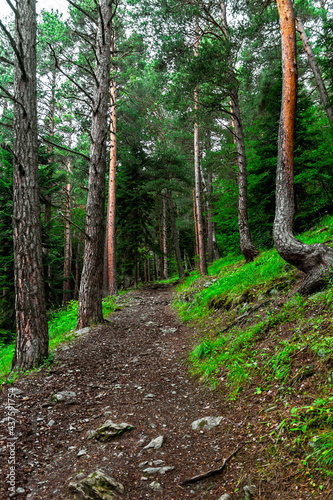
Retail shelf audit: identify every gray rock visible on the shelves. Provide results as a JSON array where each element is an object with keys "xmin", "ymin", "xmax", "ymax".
[
  {"xmin": 153, "ymin": 460, "xmax": 164, "ymax": 466},
  {"xmin": 191, "ymin": 416, "xmax": 223, "ymax": 431},
  {"xmin": 54, "ymin": 391, "xmax": 76, "ymax": 402},
  {"xmin": 48, "ymin": 419, "xmax": 55, "ymax": 427},
  {"xmin": 75, "ymin": 327, "xmax": 90, "ymax": 336},
  {"xmin": 68, "ymin": 469, "xmax": 124, "ymax": 499},
  {"xmin": 149, "ymin": 481, "xmax": 162, "ymax": 491},
  {"xmin": 161, "ymin": 327, "xmax": 177, "ymax": 334},
  {"xmin": 87, "ymin": 420, "xmax": 134, "ymax": 442},
  {"xmin": 16, "ymin": 487, "xmax": 25, "ymax": 494},
  {"xmin": 218, "ymin": 495, "xmax": 232, "ymax": 500},
  {"xmin": 145, "ymin": 394, "xmax": 155, "ymax": 398},
  {"xmin": 77, "ymin": 449, "xmax": 87, "ymax": 457},
  {"xmin": 143, "ymin": 466, "xmax": 175, "ymax": 475},
  {"xmin": 143, "ymin": 435, "xmax": 164, "ymax": 450},
  {"xmin": 138, "ymin": 461, "xmax": 149, "ymax": 468},
  {"xmin": 243, "ymin": 484, "xmax": 256, "ymax": 499}
]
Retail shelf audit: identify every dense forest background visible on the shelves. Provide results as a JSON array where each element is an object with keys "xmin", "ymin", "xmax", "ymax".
[{"xmin": 0, "ymin": 0, "xmax": 332, "ymax": 344}]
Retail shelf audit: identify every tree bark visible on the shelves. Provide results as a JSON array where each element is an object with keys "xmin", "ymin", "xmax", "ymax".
[
  {"xmin": 230, "ymin": 90, "xmax": 259, "ymax": 262},
  {"xmin": 63, "ymin": 157, "xmax": 72, "ymax": 308},
  {"xmin": 220, "ymin": 0, "xmax": 258, "ymax": 263},
  {"xmin": 74, "ymin": 235, "xmax": 81, "ymax": 301},
  {"xmin": 77, "ymin": 0, "xmax": 112, "ymax": 328},
  {"xmin": 167, "ymin": 188, "xmax": 184, "ymax": 278},
  {"xmin": 274, "ymin": 0, "xmax": 333, "ymax": 294},
  {"xmin": 11, "ymin": 0, "xmax": 49, "ymax": 371},
  {"xmin": 194, "ymin": 23, "xmax": 208, "ymax": 276},
  {"xmin": 296, "ymin": 17, "xmax": 333, "ymax": 125},
  {"xmin": 105, "ymin": 36, "xmax": 118, "ymax": 296},
  {"xmin": 162, "ymin": 193, "xmax": 168, "ymax": 279}
]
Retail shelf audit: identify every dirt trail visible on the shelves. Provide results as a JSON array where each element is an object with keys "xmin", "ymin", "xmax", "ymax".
[{"xmin": 0, "ymin": 286, "xmax": 265, "ymax": 500}]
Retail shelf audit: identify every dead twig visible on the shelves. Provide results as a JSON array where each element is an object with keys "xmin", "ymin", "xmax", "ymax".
[{"xmin": 180, "ymin": 444, "xmax": 242, "ymax": 486}]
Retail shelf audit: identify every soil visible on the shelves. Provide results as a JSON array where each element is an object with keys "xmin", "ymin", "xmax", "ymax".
[{"xmin": 0, "ymin": 284, "xmax": 330, "ymax": 500}]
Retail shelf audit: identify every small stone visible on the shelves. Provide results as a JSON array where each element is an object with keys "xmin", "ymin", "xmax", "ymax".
[
  {"xmin": 16, "ymin": 487, "xmax": 25, "ymax": 494},
  {"xmin": 149, "ymin": 481, "xmax": 162, "ymax": 491},
  {"xmin": 9, "ymin": 388, "xmax": 24, "ymax": 395},
  {"xmin": 87, "ymin": 420, "xmax": 134, "ymax": 442},
  {"xmin": 138, "ymin": 461, "xmax": 149, "ymax": 468},
  {"xmin": 48, "ymin": 419, "xmax": 55, "ymax": 427},
  {"xmin": 243, "ymin": 484, "xmax": 256, "ymax": 499},
  {"xmin": 145, "ymin": 394, "xmax": 155, "ymax": 398},
  {"xmin": 143, "ymin": 466, "xmax": 175, "ymax": 475},
  {"xmin": 54, "ymin": 391, "xmax": 76, "ymax": 402},
  {"xmin": 77, "ymin": 449, "xmax": 87, "ymax": 457},
  {"xmin": 76, "ymin": 473, "xmax": 85, "ymax": 480},
  {"xmin": 218, "ymin": 495, "xmax": 232, "ymax": 500},
  {"xmin": 144, "ymin": 436, "xmax": 164, "ymax": 450},
  {"xmin": 153, "ymin": 460, "xmax": 164, "ymax": 466},
  {"xmin": 191, "ymin": 416, "xmax": 223, "ymax": 431}
]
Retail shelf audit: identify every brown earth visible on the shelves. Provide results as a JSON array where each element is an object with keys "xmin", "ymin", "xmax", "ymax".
[{"xmin": 0, "ymin": 284, "xmax": 330, "ymax": 500}]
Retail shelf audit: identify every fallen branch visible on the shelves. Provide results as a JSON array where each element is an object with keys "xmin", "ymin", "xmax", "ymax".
[{"xmin": 180, "ymin": 444, "xmax": 242, "ymax": 486}]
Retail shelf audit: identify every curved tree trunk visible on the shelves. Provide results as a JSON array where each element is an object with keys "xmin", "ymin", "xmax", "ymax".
[
  {"xmin": 77, "ymin": 0, "xmax": 112, "ymax": 328},
  {"xmin": 274, "ymin": 0, "xmax": 333, "ymax": 294},
  {"xmin": 11, "ymin": 0, "xmax": 48, "ymax": 371}
]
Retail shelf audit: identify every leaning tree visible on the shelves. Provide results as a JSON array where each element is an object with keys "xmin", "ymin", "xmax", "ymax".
[{"xmin": 273, "ymin": 0, "xmax": 333, "ymax": 294}]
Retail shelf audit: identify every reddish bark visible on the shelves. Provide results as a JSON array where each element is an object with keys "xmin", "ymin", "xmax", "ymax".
[
  {"xmin": 162, "ymin": 194, "xmax": 168, "ymax": 280},
  {"xmin": 274, "ymin": 0, "xmax": 333, "ymax": 294},
  {"xmin": 11, "ymin": 0, "xmax": 48, "ymax": 371},
  {"xmin": 105, "ymin": 37, "xmax": 118, "ymax": 296}
]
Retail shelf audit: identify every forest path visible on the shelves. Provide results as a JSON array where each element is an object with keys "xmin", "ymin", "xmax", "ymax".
[{"xmin": 1, "ymin": 286, "xmax": 250, "ymax": 500}]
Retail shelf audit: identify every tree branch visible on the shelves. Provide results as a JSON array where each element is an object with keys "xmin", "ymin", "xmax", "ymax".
[
  {"xmin": 5, "ymin": 0, "xmax": 17, "ymax": 15},
  {"xmin": 67, "ymin": 0, "xmax": 97, "ymax": 24},
  {"xmin": 0, "ymin": 55, "xmax": 14, "ymax": 66},
  {"xmin": 48, "ymin": 44, "xmax": 94, "ymax": 104},
  {"xmin": 42, "ymin": 137, "xmax": 90, "ymax": 161},
  {"xmin": 58, "ymin": 210, "xmax": 91, "ymax": 240}
]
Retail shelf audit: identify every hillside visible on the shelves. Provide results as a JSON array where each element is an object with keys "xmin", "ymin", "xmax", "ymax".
[{"xmin": 173, "ymin": 215, "xmax": 333, "ymax": 497}]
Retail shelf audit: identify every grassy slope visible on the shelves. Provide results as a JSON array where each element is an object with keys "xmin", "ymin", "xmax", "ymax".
[{"xmin": 174, "ymin": 215, "xmax": 333, "ymax": 492}]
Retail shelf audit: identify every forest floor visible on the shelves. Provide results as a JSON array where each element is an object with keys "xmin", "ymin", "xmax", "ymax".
[{"xmin": 0, "ymin": 283, "xmax": 330, "ymax": 500}]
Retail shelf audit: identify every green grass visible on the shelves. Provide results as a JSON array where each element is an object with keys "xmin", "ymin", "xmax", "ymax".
[{"xmin": 0, "ymin": 293, "xmax": 125, "ymax": 384}]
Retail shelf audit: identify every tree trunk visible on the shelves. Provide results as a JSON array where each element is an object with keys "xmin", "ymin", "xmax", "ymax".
[
  {"xmin": 63, "ymin": 158, "xmax": 72, "ymax": 308},
  {"xmin": 11, "ymin": 0, "xmax": 48, "ymax": 371},
  {"xmin": 193, "ymin": 189, "xmax": 199, "ymax": 268},
  {"xmin": 194, "ymin": 25, "xmax": 208, "ymax": 276},
  {"xmin": 274, "ymin": 0, "xmax": 333, "ymax": 294},
  {"xmin": 167, "ymin": 188, "xmax": 184, "ymax": 278},
  {"xmin": 230, "ymin": 90, "xmax": 259, "ymax": 262},
  {"xmin": 207, "ymin": 168, "xmax": 214, "ymax": 263},
  {"xmin": 74, "ymin": 235, "xmax": 81, "ymax": 301},
  {"xmin": 43, "ymin": 68, "xmax": 56, "ymax": 302},
  {"xmin": 296, "ymin": 17, "xmax": 333, "ymax": 125},
  {"xmin": 162, "ymin": 193, "xmax": 168, "ymax": 279},
  {"xmin": 220, "ymin": 0, "xmax": 258, "ymax": 263},
  {"xmin": 77, "ymin": 0, "xmax": 112, "ymax": 328},
  {"xmin": 106, "ymin": 37, "xmax": 118, "ymax": 296}
]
